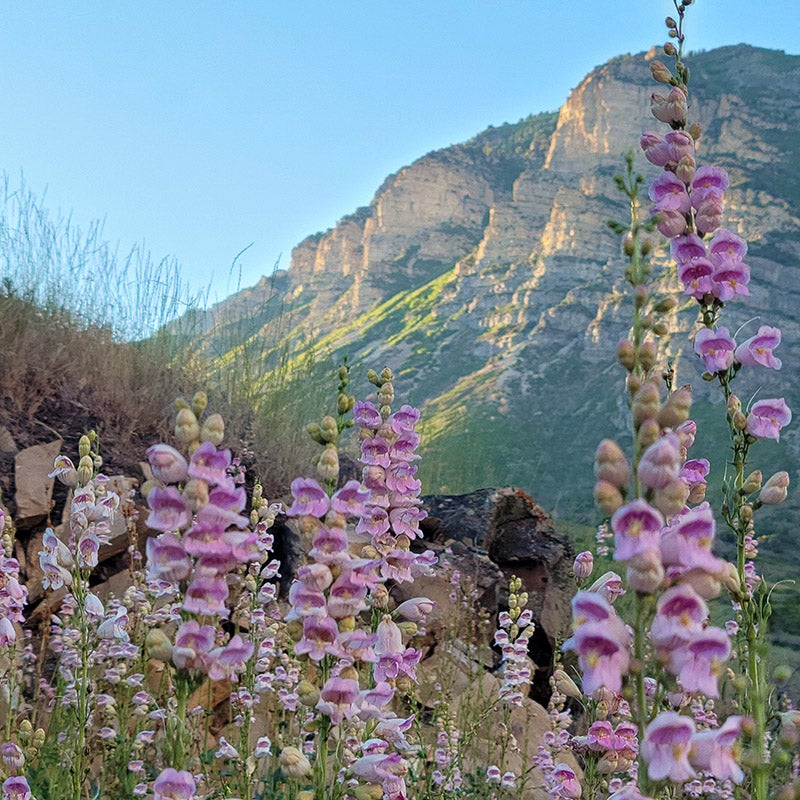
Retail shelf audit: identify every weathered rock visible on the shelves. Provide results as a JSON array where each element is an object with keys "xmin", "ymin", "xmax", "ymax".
[
  {"xmin": 0, "ymin": 425, "xmax": 18, "ymax": 453},
  {"xmin": 13, "ymin": 439, "xmax": 62, "ymax": 527}
]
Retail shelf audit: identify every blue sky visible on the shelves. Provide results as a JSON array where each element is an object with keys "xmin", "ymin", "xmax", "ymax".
[{"xmin": 1, "ymin": 1, "xmax": 797, "ymax": 304}]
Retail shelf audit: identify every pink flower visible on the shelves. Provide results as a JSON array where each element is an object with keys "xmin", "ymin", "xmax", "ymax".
[
  {"xmin": 745, "ymin": 398, "xmax": 792, "ymax": 441},
  {"xmin": 678, "ymin": 257, "xmax": 715, "ymax": 299},
  {"xmin": 611, "ymin": 499, "xmax": 664, "ymax": 562},
  {"xmin": 568, "ymin": 621, "xmax": 630, "ymax": 696},
  {"xmin": 146, "ymin": 486, "xmax": 192, "ymax": 533},
  {"xmin": 671, "ymin": 233, "xmax": 706, "ymax": 264},
  {"xmin": 694, "ymin": 193, "xmax": 723, "ymax": 235},
  {"xmin": 689, "ymin": 716, "xmax": 745, "ymax": 783},
  {"xmin": 734, "ymin": 325, "xmax": 782, "ymax": 369},
  {"xmin": 153, "ymin": 767, "xmax": 197, "ymax": 800},
  {"xmin": 146, "ymin": 444, "xmax": 189, "ymax": 484},
  {"xmin": 650, "ymin": 171, "xmax": 691, "ymax": 213},
  {"xmin": 331, "ymin": 480, "xmax": 371, "ymax": 517},
  {"xmin": 361, "ymin": 436, "xmax": 391, "ymax": 468},
  {"xmin": 183, "ymin": 574, "xmax": 229, "ymax": 617},
  {"xmin": 316, "ymin": 676, "xmax": 362, "ymax": 724},
  {"xmin": 146, "ymin": 533, "xmax": 192, "ymax": 583},
  {"xmin": 641, "ymin": 712, "xmax": 696, "ymax": 783},
  {"xmin": 691, "ymin": 165, "xmax": 729, "ymax": 202},
  {"xmin": 285, "ymin": 477, "xmax": 329, "ymax": 518},
  {"xmin": 207, "ymin": 634, "xmax": 254, "ymax": 681},
  {"xmin": 549, "ymin": 763, "xmax": 582, "ymax": 798},
  {"xmin": 327, "ymin": 571, "xmax": 369, "ymax": 618},
  {"xmin": 672, "ymin": 626, "xmax": 731, "ymax": 697},
  {"xmin": 390, "ymin": 405, "xmax": 420, "ymax": 433},
  {"xmin": 660, "ymin": 502, "xmax": 719, "ymax": 572},
  {"xmin": 307, "ymin": 526, "xmax": 350, "ymax": 565},
  {"xmin": 693, "ymin": 327, "xmax": 736, "ymax": 373},
  {"xmin": 354, "ymin": 400, "xmax": 382, "ymax": 429},
  {"xmin": 394, "ymin": 597, "xmax": 436, "ymax": 623},
  {"xmin": 637, "ymin": 434, "xmax": 682, "ymax": 490},
  {"xmin": 641, "ymin": 130, "xmax": 694, "ymax": 167},
  {"xmin": 650, "ymin": 584, "xmax": 708, "ymax": 653},
  {"xmin": 188, "ymin": 441, "xmax": 231, "ymax": 486},
  {"xmin": 2, "ymin": 776, "xmax": 32, "ymax": 800},
  {"xmin": 295, "ymin": 616, "xmax": 342, "ymax": 661},
  {"xmin": 389, "ymin": 505, "xmax": 426, "ymax": 539},
  {"xmin": 173, "ymin": 620, "xmax": 215, "ymax": 671}
]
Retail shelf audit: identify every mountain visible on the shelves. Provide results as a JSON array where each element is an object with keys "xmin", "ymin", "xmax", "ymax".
[{"xmin": 184, "ymin": 45, "xmax": 800, "ymax": 574}]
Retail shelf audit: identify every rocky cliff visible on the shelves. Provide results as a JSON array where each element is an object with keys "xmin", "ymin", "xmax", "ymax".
[{"xmin": 190, "ymin": 46, "xmax": 800, "ymax": 581}]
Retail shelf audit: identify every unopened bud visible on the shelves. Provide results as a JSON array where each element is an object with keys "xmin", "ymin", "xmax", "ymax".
[
  {"xmin": 594, "ymin": 439, "xmax": 630, "ymax": 488},
  {"xmin": 77, "ymin": 455, "xmax": 95, "ymax": 486},
  {"xmin": 145, "ymin": 629, "xmax": 173, "ymax": 662},
  {"xmin": 380, "ymin": 368, "xmax": 394, "ymax": 383},
  {"xmin": 658, "ymin": 386, "xmax": 692, "ymax": 428},
  {"xmin": 552, "ymin": 668, "xmax": 582, "ymax": 698},
  {"xmin": 665, "ymin": 15, "xmax": 678, "ymax": 28},
  {"xmin": 617, "ymin": 339, "xmax": 636, "ymax": 371},
  {"xmin": 634, "ymin": 285, "xmax": 648, "ymax": 309},
  {"xmin": 317, "ymin": 444, "xmax": 340, "ymax": 482},
  {"xmin": 371, "ymin": 584, "xmax": 390, "ymax": 609},
  {"xmin": 18, "ymin": 720, "xmax": 33, "ymax": 744},
  {"xmin": 352, "ymin": 784, "xmax": 385, "ymax": 800},
  {"xmin": 627, "ymin": 373, "xmax": 642, "ymax": 396},
  {"xmin": 395, "ymin": 675, "xmax": 414, "ymax": 694},
  {"xmin": 594, "ymin": 480, "xmax": 623, "ymax": 516},
  {"xmin": 653, "ymin": 296, "xmax": 679, "ymax": 314},
  {"xmin": 652, "ymin": 321, "xmax": 669, "ymax": 336},
  {"xmin": 638, "ymin": 418, "xmax": 661, "ymax": 450},
  {"xmin": 175, "ymin": 407, "xmax": 200, "ymax": 445},
  {"xmin": 191, "ymin": 391, "xmax": 208, "ymax": 416},
  {"xmin": 337, "ymin": 392, "xmax": 351, "ymax": 415},
  {"xmin": 688, "ymin": 122, "xmax": 702, "ymax": 141},
  {"xmin": 338, "ymin": 615, "xmax": 356, "ymax": 633},
  {"xmin": 573, "ymin": 551, "xmax": 594, "ymax": 580},
  {"xmin": 663, "ymin": 42, "xmax": 677, "ymax": 56},
  {"xmin": 78, "ymin": 435, "xmax": 92, "ymax": 458},
  {"xmin": 727, "ymin": 394, "xmax": 742, "ymax": 414},
  {"xmin": 759, "ymin": 471, "xmax": 790, "ymax": 505},
  {"xmin": 623, "ymin": 235, "xmax": 635, "ymax": 258},
  {"xmin": 650, "ymin": 60, "xmax": 673, "ymax": 84},
  {"xmin": 732, "ymin": 410, "xmax": 747, "ymax": 430},
  {"xmin": 675, "ymin": 154, "xmax": 696, "ymax": 184},
  {"xmin": 200, "ymin": 413, "xmax": 225, "ymax": 446},
  {"xmin": 367, "ymin": 369, "xmax": 381, "ymax": 386},
  {"xmin": 632, "ymin": 381, "xmax": 661, "ymax": 427},
  {"xmin": 279, "ymin": 747, "xmax": 312, "ymax": 780},
  {"xmin": 397, "ymin": 621, "xmax": 418, "ymax": 638},
  {"xmin": 297, "ymin": 680, "xmax": 320, "ymax": 706},
  {"xmin": 306, "ymin": 422, "xmax": 325, "ymax": 444},
  {"xmin": 639, "ymin": 340, "xmax": 658, "ymax": 372},
  {"xmin": 654, "ymin": 479, "xmax": 689, "ymax": 518},
  {"xmin": 741, "ymin": 470, "xmax": 763, "ymax": 495},
  {"xmin": 320, "ymin": 416, "xmax": 338, "ymax": 443},
  {"xmin": 183, "ymin": 478, "xmax": 209, "ymax": 512}
]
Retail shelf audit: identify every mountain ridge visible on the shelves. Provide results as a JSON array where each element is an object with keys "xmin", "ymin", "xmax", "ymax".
[{"xmin": 185, "ymin": 45, "xmax": 800, "ymax": 564}]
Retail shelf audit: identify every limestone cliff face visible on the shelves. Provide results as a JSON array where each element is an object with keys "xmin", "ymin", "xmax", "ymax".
[{"xmin": 198, "ymin": 46, "xmax": 800, "ymax": 553}]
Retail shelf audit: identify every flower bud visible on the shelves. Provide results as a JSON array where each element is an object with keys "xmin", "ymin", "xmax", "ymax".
[
  {"xmin": 380, "ymin": 367, "xmax": 394, "ymax": 383},
  {"xmin": 652, "ymin": 321, "xmax": 669, "ymax": 336},
  {"xmin": 337, "ymin": 392, "xmax": 352, "ymax": 415},
  {"xmin": 175, "ymin": 407, "xmax": 200, "ymax": 445},
  {"xmin": 77, "ymin": 454, "xmax": 95, "ymax": 486},
  {"xmin": 395, "ymin": 675, "xmax": 414, "ymax": 694},
  {"xmin": 191, "ymin": 391, "xmax": 208, "ymax": 417},
  {"xmin": 145, "ymin": 629, "xmax": 174, "ymax": 662},
  {"xmin": 552, "ymin": 668, "xmax": 582, "ymax": 699},
  {"xmin": 19, "ymin": 720, "xmax": 33, "ymax": 744},
  {"xmin": 654, "ymin": 479, "xmax": 689, "ymax": 517},
  {"xmin": 573, "ymin": 551, "xmax": 594, "ymax": 580},
  {"xmin": 78, "ymin": 434, "xmax": 92, "ymax": 458},
  {"xmin": 639, "ymin": 340, "xmax": 658, "ymax": 371},
  {"xmin": 650, "ymin": 60, "xmax": 673, "ymax": 84},
  {"xmin": 183, "ymin": 478, "xmax": 209, "ymax": 512},
  {"xmin": 353, "ymin": 784, "xmax": 385, "ymax": 800},
  {"xmin": 627, "ymin": 373, "xmax": 642, "ymax": 396},
  {"xmin": 594, "ymin": 439, "xmax": 630, "ymax": 488},
  {"xmin": 371, "ymin": 584, "xmax": 390, "ymax": 609},
  {"xmin": 732, "ymin": 410, "xmax": 747, "ymax": 430},
  {"xmin": 297, "ymin": 679, "xmax": 320, "ymax": 706},
  {"xmin": 637, "ymin": 419, "xmax": 661, "ymax": 451},
  {"xmin": 759, "ymin": 471, "xmax": 790, "ymax": 505},
  {"xmin": 688, "ymin": 122, "xmax": 702, "ymax": 140},
  {"xmin": 320, "ymin": 416, "xmax": 339, "ymax": 443},
  {"xmin": 280, "ymin": 746, "xmax": 312, "ymax": 779},
  {"xmin": 338, "ymin": 615, "xmax": 357, "ymax": 633},
  {"xmin": 657, "ymin": 386, "xmax": 692, "ymax": 428},
  {"xmin": 594, "ymin": 480, "xmax": 623, "ymax": 516},
  {"xmin": 633, "ymin": 382, "xmax": 661, "ymax": 427},
  {"xmin": 675, "ymin": 153, "xmax": 696, "ymax": 183},
  {"xmin": 727, "ymin": 394, "xmax": 742, "ymax": 414},
  {"xmin": 316, "ymin": 444, "xmax": 340, "ymax": 482},
  {"xmin": 741, "ymin": 470, "xmax": 763, "ymax": 495},
  {"xmin": 200, "ymin": 413, "xmax": 225, "ymax": 446},
  {"xmin": 653, "ymin": 296, "xmax": 678, "ymax": 314},
  {"xmin": 617, "ymin": 339, "xmax": 636, "ymax": 371},
  {"xmin": 397, "ymin": 621, "xmax": 418, "ymax": 638},
  {"xmin": 663, "ymin": 42, "xmax": 677, "ymax": 56},
  {"xmin": 367, "ymin": 369, "xmax": 381, "ymax": 386}
]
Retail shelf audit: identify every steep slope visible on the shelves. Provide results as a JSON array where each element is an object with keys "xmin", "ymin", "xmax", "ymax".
[{"xmin": 190, "ymin": 46, "xmax": 800, "ymax": 566}]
